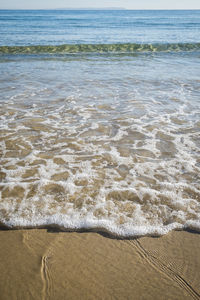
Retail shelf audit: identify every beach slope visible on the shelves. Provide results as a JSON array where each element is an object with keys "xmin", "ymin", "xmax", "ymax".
[{"xmin": 0, "ymin": 230, "xmax": 200, "ymax": 299}]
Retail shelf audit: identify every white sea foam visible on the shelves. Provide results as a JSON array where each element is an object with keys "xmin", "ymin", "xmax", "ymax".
[{"xmin": 0, "ymin": 52, "xmax": 200, "ymax": 236}]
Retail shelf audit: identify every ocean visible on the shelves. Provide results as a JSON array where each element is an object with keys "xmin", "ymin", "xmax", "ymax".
[{"xmin": 0, "ymin": 10, "xmax": 200, "ymax": 237}]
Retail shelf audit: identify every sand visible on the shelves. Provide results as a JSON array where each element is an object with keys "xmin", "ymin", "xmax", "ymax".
[{"xmin": 0, "ymin": 229, "xmax": 200, "ymax": 300}]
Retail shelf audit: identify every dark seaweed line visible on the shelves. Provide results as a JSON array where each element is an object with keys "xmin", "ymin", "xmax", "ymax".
[{"xmin": 0, "ymin": 42, "xmax": 200, "ymax": 54}]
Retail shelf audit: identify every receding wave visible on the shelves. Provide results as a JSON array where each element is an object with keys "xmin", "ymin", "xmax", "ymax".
[{"xmin": 0, "ymin": 43, "xmax": 200, "ymax": 54}]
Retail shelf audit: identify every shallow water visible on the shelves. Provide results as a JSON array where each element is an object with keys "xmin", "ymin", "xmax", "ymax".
[{"xmin": 0, "ymin": 10, "xmax": 200, "ymax": 236}]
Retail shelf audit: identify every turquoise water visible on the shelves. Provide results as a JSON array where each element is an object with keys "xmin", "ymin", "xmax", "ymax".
[{"xmin": 0, "ymin": 10, "xmax": 200, "ymax": 236}]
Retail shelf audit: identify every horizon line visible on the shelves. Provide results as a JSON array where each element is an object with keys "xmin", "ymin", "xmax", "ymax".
[{"xmin": 0, "ymin": 8, "xmax": 200, "ymax": 11}]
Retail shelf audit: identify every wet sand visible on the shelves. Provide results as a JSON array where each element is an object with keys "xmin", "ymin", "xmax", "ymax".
[{"xmin": 0, "ymin": 230, "xmax": 200, "ymax": 300}]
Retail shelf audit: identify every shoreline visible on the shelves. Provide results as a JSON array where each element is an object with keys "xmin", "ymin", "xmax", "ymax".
[
  {"xmin": 0, "ymin": 229, "xmax": 200, "ymax": 299},
  {"xmin": 0, "ymin": 221, "xmax": 199, "ymax": 237}
]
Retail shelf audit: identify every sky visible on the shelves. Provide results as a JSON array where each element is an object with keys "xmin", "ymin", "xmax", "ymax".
[{"xmin": 0, "ymin": 0, "xmax": 199, "ymax": 10}]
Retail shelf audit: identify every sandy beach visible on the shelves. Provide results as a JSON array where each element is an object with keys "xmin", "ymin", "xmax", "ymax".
[{"xmin": 0, "ymin": 229, "xmax": 200, "ymax": 300}]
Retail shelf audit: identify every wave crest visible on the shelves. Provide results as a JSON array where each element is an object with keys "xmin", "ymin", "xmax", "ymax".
[{"xmin": 0, "ymin": 43, "xmax": 200, "ymax": 54}]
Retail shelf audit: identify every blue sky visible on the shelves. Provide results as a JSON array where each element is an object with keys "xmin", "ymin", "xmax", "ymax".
[{"xmin": 0, "ymin": 0, "xmax": 199, "ymax": 10}]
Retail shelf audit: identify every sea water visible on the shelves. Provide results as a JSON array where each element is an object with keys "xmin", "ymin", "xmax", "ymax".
[{"xmin": 0, "ymin": 10, "xmax": 200, "ymax": 236}]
